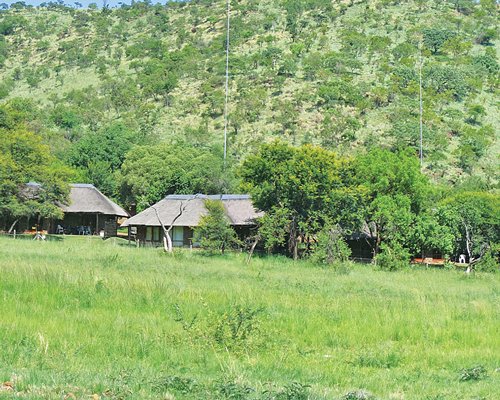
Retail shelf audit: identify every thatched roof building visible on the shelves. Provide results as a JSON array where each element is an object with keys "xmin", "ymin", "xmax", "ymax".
[
  {"xmin": 53, "ymin": 184, "xmax": 128, "ymax": 236},
  {"xmin": 122, "ymin": 194, "xmax": 262, "ymax": 247},
  {"xmin": 10, "ymin": 183, "xmax": 128, "ymax": 236},
  {"xmin": 61, "ymin": 184, "xmax": 128, "ymax": 217}
]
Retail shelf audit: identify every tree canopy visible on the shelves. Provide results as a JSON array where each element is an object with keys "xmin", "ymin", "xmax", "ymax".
[
  {"xmin": 0, "ymin": 124, "xmax": 73, "ymax": 228},
  {"xmin": 240, "ymin": 141, "xmax": 356, "ymax": 258},
  {"xmin": 120, "ymin": 143, "xmax": 229, "ymax": 211}
]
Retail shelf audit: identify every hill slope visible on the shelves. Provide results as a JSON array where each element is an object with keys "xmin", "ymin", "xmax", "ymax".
[{"xmin": 0, "ymin": 0, "xmax": 498, "ymax": 186}]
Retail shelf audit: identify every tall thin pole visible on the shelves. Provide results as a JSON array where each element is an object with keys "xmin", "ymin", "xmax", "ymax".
[
  {"xmin": 419, "ymin": 41, "xmax": 424, "ymax": 168},
  {"xmin": 223, "ymin": 0, "xmax": 230, "ymax": 166}
]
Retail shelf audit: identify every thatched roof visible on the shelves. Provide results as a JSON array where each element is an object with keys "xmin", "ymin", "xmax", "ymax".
[
  {"xmin": 121, "ymin": 194, "xmax": 262, "ymax": 228},
  {"xmin": 20, "ymin": 181, "xmax": 42, "ymax": 200},
  {"xmin": 61, "ymin": 184, "xmax": 129, "ymax": 217}
]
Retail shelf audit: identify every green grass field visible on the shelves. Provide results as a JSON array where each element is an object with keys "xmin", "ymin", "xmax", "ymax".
[{"xmin": 0, "ymin": 237, "xmax": 498, "ymax": 399}]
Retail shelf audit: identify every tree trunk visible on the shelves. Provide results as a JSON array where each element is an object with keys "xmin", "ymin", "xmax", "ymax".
[
  {"xmin": 153, "ymin": 196, "xmax": 199, "ymax": 253},
  {"xmin": 288, "ymin": 217, "xmax": 299, "ymax": 260},
  {"xmin": 153, "ymin": 206, "xmax": 173, "ymax": 253},
  {"xmin": 163, "ymin": 231, "xmax": 173, "ymax": 253},
  {"xmin": 246, "ymin": 236, "xmax": 259, "ymax": 264},
  {"xmin": 8, "ymin": 219, "xmax": 18, "ymax": 234},
  {"xmin": 373, "ymin": 223, "xmax": 382, "ymax": 259},
  {"xmin": 463, "ymin": 221, "xmax": 474, "ymax": 273}
]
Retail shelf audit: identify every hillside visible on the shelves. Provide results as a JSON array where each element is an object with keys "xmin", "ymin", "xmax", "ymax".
[{"xmin": 0, "ymin": 0, "xmax": 498, "ymax": 192}]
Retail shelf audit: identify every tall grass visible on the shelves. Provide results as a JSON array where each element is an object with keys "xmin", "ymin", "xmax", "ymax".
[{"xmin": 0, "ymin": 237, "xmax": 498, "ymax": 399}]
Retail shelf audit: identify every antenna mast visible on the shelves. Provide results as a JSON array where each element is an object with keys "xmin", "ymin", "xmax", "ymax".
[
  {"xmin": 419, "ymin": 40, "xmax": 424, "ymax": 168},
  {"xmin": 223, "ymin": 0, "xmax": 230, "ymax": 165}
]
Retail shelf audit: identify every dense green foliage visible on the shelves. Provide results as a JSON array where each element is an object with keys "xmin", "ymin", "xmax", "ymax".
[
  {"xmin": 241, "ymin": 141, "xmax": 352, "ymax": 258},
  {"xmin": 310, "ymin": 224, "xmax": 352, "ymax": 266},
  {"xmin": 438, "ymin": 191, "xmax": 500, "ymax": 262},
  {"xmin": 195, "ymin": 199, "xmax": 240, "ymax": 254},
  {"xmin": 0, "ymin": 100, "xmax": 74, "ymax": 229},
  {"xmin": 120, "ymin": 143, "xmax": 227, "ymax": 211},
  {"xmin": 241, "ymin": 141, "xmax": 498, "ymax": 266},
  {"xmin": 0, "ymin": 237, "xmax": 499, "ymax": 399},
  {"xmin": 0, "ymin": 0, "xmax": 497, "ymax": 194}
]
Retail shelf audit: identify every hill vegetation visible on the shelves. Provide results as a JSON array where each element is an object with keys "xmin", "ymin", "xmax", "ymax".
[{"xmin": 0, "ymin": 0, "xmax": 498, "ymax": 202}]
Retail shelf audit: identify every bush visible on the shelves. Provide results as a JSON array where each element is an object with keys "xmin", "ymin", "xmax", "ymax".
[
  {"xmin": 155, "ymin": 375, "xmax": 199, "ymax": 395},
  {"xmin": 459, "ymin": 365, "xmax": 487, "ymax": 382},
  {"xmin": 275, "ymin": 382, "xmax": 310, "ymax": 400},
  {"xmin": 374, "ymin": 242, "xmax": 410, "ymax": 271},
  {"xmin": 342, "ymin": 389, "xmax": 376, "ymax": 400},
  {"xmin": 215, "ymin": 379, "xmax": 254, "ymax": 400},
  {"xmin": 474, "ymin": 247, "xmax": 499, "ymax": 273},
  {"xmin": 310, "ymin": 225, "xmax": 351, "ymax": 266},
  {"xmin": 194, "ymin": 200, "xmax": 241, "ymax": 254}
]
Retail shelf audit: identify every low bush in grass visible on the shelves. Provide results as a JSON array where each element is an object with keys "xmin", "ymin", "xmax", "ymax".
[
  {"xmin": 474, "ymin": 246, "xmax": 499, "ymax": 273},
  {"xmin": 374, "ymin": 242, "xmax": 410, "ymax": 271},
  {"xmin": 309, "ymin": 225, "xmax": 352, "ymax": 271},
  {"xmin": 459, "ymin": 365, "xmax": 488, "ymax": 382},
  {"xmin": 172, "ymin": 303, "xmax": 269, "ymax": 353},
  {"xmin": 342, "ymin": 390, "xmax": 376, "ymax": 400}
]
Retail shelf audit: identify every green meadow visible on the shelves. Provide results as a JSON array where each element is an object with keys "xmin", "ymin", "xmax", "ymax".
[{"xmin": 0, "ymin": 237, "xmax": 498, "ymax": 399}]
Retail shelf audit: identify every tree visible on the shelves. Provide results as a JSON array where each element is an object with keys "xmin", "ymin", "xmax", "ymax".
[
  {"xmin": 424, "ymin": 65, "xmax": 469, "ymax": 100},
  {"xmin": 240, "ymin": 141, "xmax": 355, "ymax": 259},
  {"xmin": 320, "ymin": 109, "xmax": 360, "ymax": 148},
  {"xmin": 0, "ymin": 15, "xmax": 26, "ymax": 35},
  {"xmin": 68, "ymin": 122, "xmax": 138, "ymax": 196},
  {"xmin": 475, "ymin": 28, "xmax": 497, "ymax": 46},
  {"xmin": 195, "ymin": 200, "xmax": 240, "ymax": 254},
  {"xmin": 50, "ymin": 104, "xmax": 81, "ymax": 129},
  {"xmin": 0, "ymin": 126, "xmax": 73, "ymax": 230},
  {"xmin": 409, "ymin": 213, "xmax": 455, "ymax": 259},
  {"xmin": 438, "ymin": 192, "xmax": 499, "ymax": 268},
  {"xmin": 455, "ymin": 125, "xmax": 494, "ymax": 173},
  {"xmin": 422, "ymin": 28, "xmax": 455, "ymax": 54},
  {"xmin": 119, "ymin": 143, "xmax": 229, "ymax": 211},
  {"xmin": 473, "ymin": 52, "xmax": 499, "ymax": 76},
  {"xmin": 318, "ymin": 79, "xmax": 363, "ymax": 107},
  {"xmin": 450, "ymin": 0, "xmax": 475, "ymax": 15},
  {"xmin": 353, "ymin": 148, "xmax": 429, "ymax": 257}
]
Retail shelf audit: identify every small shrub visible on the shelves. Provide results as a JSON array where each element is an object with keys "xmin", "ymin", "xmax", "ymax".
[
  {"xmin": 172, "ymin": 303, "xmax": 267, "ymax": 351},
  {"xmin": 459, "ymin": 365, "xmax": 487, "ymax": 382},
  {"xmin": 213, "ymin": 305, "xmax": 265, "ymax": 349},
  {"xmin": 155, "ymin": 375, "xmax": 199, "ymax": 395},
  {"xmin": 474, "ymin": 247, "xmax": 499, "ymax": 273},
  {"xmin": 262, "ymin": 382, "xmax": 310, "ymax": 400},
  {"xmin": 277, "ymin": 382, "xmax": 310, "ymax": 400},
  {"xmin": 215, "ymin": 379, "xmax": 254, "ymax": 399},
  {"xmin": 374, "ymin": 242, "xmax": 410, "ymax": 271},
  {"xmin": 443, "ymin": 260, "xmax": 456, "ymax": 271},
  {"xmin": 310, "ymin": 225, "xmax": 351, "ymax": 266},
  {"xmin": 342, "ymin": 389, "xmax": 376, "ymax": 400}
]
